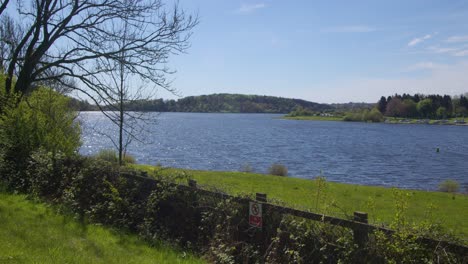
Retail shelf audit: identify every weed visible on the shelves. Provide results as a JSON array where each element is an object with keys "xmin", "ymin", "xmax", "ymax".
[
  {"xmin": 268, "ymin": 163, "xmax": 288, "ymax": 176},
  {"xmin": 438, "ymin": 179, "xmax": 460, "ymax": 193}
]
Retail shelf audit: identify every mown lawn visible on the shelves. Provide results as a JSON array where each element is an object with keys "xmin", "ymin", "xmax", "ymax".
[
  {"xmin": 135, "ymin": 164, "xmax": 468, "ymax": 239},
  {"xmin": 0, "ymin": 191, "xmax": 205, "ymax": 264}
]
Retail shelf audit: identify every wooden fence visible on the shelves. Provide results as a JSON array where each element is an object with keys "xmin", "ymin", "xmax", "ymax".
[{"xmin": 123, "ymin": 171, "xmax": 468, "ymax": 257}]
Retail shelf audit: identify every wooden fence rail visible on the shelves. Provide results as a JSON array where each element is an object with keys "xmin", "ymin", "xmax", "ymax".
[{"xmin": 122, "ymin": 171, "xmax": 468, "ymax": 256}]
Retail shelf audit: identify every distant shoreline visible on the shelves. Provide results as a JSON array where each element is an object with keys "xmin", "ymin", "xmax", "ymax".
[{"xmin": 283, "ymin": 115, "xmax": 468, "ymax": 126}]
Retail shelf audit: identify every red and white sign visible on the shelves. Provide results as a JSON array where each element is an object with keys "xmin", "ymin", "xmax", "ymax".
[{"xmin": 249, "ymin": 201, "xmax": 262, "ymax": 228}]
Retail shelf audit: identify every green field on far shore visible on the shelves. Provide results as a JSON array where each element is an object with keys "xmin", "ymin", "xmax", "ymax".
[
  {"xmin": 284, "ymin": 115, "xmax": 468, "ymax": 126},
  {"xmin": 0, "ymin": 191, "xmax": 205, "ymax": 264},
  {"xmin": 135, "ymin": 164, "xmax": 468, "ymax": 240}
]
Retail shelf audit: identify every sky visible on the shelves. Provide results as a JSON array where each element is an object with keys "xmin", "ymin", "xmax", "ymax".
[{"xmin": 159, "ymin": 1, "xmax": 468, "ymax": 103}]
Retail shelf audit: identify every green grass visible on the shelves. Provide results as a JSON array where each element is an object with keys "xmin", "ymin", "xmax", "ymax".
[
  {"xmin": 135, "ymin": 164, "xmax": 468, "ymax": 240},
  {"xmin": 0, "ymin": 191, "xmax": 205, "ymax": 264}
]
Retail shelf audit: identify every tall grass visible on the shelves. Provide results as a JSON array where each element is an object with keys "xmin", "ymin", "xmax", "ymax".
[{"xmin": 95, "ymin": 149, "xmax": 136, "ymax": 165}]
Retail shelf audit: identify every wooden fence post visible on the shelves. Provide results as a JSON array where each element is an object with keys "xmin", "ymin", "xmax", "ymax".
[
  {"xmin": 353, "ymin": 211, "xmax": 369, "ymax": 247},
  {"xmin": 188, "ymin": 179, "xmax": 197, "ymax": 188},
  {"xmin": 256, "ymin": 193, "xmax": 267, "ymax": 203}
]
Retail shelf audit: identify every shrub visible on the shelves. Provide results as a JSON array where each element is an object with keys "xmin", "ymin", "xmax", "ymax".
[
  {"xmin": 287, "ymin": 106, "xmax": 314, "ymax": 117},
  {"xmin": 438, "ymin": 180, "xmax": 460, "ymax": 193},
  {"xmin": 240, "ymin": 163, "xmax": 253, "ymax": 173},
  {"xmin": 0, "ymin": 86, "xmax": 81, "ymax": 190},
  {"xmin": 268, "ymin": 163, "xmax": 288, "ymax": 176},
  {"xmin": 343, "ymin": 108, "xmax": 383, "ymax": 122}
]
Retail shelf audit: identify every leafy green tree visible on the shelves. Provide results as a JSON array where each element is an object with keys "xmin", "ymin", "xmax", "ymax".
[
  {"xmin": 365, "ymin": 108, "xmax": 384, "ymax": 122},
  {"xmin": 417, "ymin": 99, "xmax": 433, "ymax": 118},
  {"xmin": 0, "ymin": 85, "xmax": 80, "ymax": 189},
  {"xmin": 402, "ymin": 99, "xmax": 417, "ymax": 118},
  {"xmin": 436, "ymin": 107, "xmax": 447, "ymax": 119}
]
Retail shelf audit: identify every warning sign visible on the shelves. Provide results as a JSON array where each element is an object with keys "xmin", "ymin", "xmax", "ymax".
[{"xmin": 249, "ymin": 201, "xmax": 262, "ymax": 228}]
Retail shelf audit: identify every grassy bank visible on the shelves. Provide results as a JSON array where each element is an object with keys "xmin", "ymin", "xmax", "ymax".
[
  {"xmin": 135, "ymin": 164, "xmax": 467, "ymax": 239},
  {"xmin": 0, "ymin": 191, "xmax": 205, "ymax": 264}
]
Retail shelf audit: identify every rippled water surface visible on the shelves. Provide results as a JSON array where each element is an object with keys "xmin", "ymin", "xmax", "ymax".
[{"xmin": 79, "ymin": 112, "xmax": 468, "ymax": 190}]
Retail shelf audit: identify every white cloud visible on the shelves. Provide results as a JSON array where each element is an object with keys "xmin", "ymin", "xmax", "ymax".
[
  {"xmin": 408, "ymin": 34, "xmax": 432, "ymax": 47},
  {"xmin": 322, "ymin": 25, "xmax": 376, "ymax": 33},
  {"xmin": 309, "ymin": 61, "xmax": 468, "ymax": 103},
  {"xmin": 427, "ymin": 46, "xmax": 468, "ymax": 57},
  {"xmin": 404, "ymin": 62, "xmax": 444, "ymax": 72},
  {"xmin": 445, "ymin": 35, "xmax": 468, "ymax": 43},
  {"xmin": 427, "ymin": 46, "xmax": 458, "ymax": 54},
  {"xmin": 454, "ymin": 50, "xmax": 468, "ymax": 57},
  {"xmin": 236, "ymin": 3, "xmax": 266, "ymax": 14}
]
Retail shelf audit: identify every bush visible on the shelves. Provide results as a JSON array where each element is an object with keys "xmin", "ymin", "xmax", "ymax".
[
  {"xmin": 240, "ymin": 163, "xmax": 253, "ymax": 173},
  {"xmin": 0, "ymin": 86, "xmax": 81, "ymax": 190},
  {"xmin": 343, "ymin": 108, "xmax": 383, "ymax": 123},
  {"xmin": 287, "ymin": 106, "xmax": 315, "ymax": 117},
  {"xmin": 438, "ymin": 180, "xmax": 460, "ymax": 193},
  {"xmin": 268, "ymin": 163, "xmax": 288, "ymax": 176}
]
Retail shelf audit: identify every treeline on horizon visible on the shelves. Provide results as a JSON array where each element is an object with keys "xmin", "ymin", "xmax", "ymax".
[
  {"xmin": 71, "ymin": 92, "xmax": 468, "ymax": 119},
  {"xmin": 377, "ymin": 93, "xmax": 468, "ymax": 119},
  {"xmin": 72, "ymin": 93, "xmax": 334, "ymax": 113}
]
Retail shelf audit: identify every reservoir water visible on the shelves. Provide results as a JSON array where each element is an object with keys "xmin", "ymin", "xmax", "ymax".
[{"xmin": 79, "ymin": 112, "xmax": 468, "ymax": 191}]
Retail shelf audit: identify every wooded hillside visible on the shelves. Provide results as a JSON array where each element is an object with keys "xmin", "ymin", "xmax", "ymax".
[{"xmin": 75, "ymin": 94, "xmax": 333, "ymax": 113}]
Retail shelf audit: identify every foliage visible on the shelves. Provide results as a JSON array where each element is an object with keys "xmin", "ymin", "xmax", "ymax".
[
  {"xmin": 268, "ymin": 163, "xmax": 288, "ymax": 176},
  {"xmin": 379, "ymin": 93, "xmax": 465, "ymax": 119},
  {"xmin": 287, "ymin": 106, "xmax": 316, "ymax": 117},
  {"xmin": 438, "ymin": 180, "xmax": 460, "ymax": 193},
  {"xmin": 417, "ymin": 99, "xmax": 434, "ymax": 118},
  {"xmin": 0, "ymin": 86, "xmax": 81, "ymax": 191},
  {"xmin": 436, "ymin": 106, "xmax": 448, "ymax": 119},
  {"xmin": 97, "ymin": 93, "xmax": 333, "ymax": 113},
  {"xmin": 370, "ymin": 189, "xmax": 463, "ymax": 264},
  {"xmin": 343, "ymin": 108, "xmax": 384, "ymax": 122}
]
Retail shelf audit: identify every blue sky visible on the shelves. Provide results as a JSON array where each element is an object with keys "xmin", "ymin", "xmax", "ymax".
[{"xmin": 162, "ymin": 0, "xmax": 468, "ymax": 103}]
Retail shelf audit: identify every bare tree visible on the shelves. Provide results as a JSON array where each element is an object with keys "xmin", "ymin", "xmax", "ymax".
[
  {"xmin": 96, "ymin": 11, "xmax": 156, "ymax": 165},
  {"xmin": 0, "ymin": 0, "xmax": 9, "ymax": 17},
  {"xmin": 0, "ymin": 0, "xmax": 197, "ymax": 109}
]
